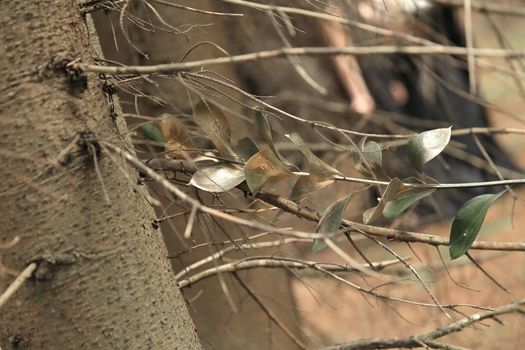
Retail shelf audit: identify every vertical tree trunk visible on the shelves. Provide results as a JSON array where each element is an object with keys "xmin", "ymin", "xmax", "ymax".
[{"xmin": 0, "ymin": 1, "xmax": 200, "ymax": 349}]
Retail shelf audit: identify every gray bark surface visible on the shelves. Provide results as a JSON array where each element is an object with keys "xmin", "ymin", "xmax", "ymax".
[{"xmin": 0, "ymin": 1, "xmax": 201, "ymax": 349}]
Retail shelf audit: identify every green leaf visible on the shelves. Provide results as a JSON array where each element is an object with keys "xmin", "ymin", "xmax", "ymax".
[
  {"xmin": 449, "ymin": 191, "xmax": 505, "ymax": 259},
  {"xmin": 193, "ymin": 100, "xmax": 238, "ymax": 159},
  {"xmin": 189, "ymin": 163, "xmax": 245, "ymax": 193},
  {"xmin": 383, "ymin": 178, "xmax": 435, "ymax": 219},
  {"xmin": 313, "ymin": 194, "xmax": 354, "ymax": 252},
  {"xmin": 355, "ymin": 138, "xmax": 382, "ymax": 168},
  {"xmin": 354, "ymin": 139, "xmax": 388, "ymax": 180},
  {"xmin": 363, "ymin": 178, "xmax": 402, "ymax": 224},
  {"xmin": 407, "ymin": 127, "xmax": 451, "ymax": 169},
  {"xmin": 235, "ymin": 137, "xmax": 259, "ymax": 162},
  {"xmin": 139, "ymin": 123, "xmax": 164, "ymax": 144},
  {"xmin": 244, "ymin": 148, "xmax": 293, "ymax": 194}
]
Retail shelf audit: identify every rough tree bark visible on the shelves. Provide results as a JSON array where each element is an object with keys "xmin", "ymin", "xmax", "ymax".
[{"xmin": 0, "ymin": 1, "xmax": 201, "ymax": 349}]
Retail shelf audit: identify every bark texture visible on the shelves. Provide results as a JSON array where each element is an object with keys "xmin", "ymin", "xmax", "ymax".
[{"xmin": 0, "ymin": 1, "xmax": 200, "ymax": 349}]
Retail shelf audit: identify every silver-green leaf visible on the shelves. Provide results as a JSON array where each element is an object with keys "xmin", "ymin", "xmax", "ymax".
[
  {"xmin": 189, "ymin": 163, "xmax": 245, "ymax": 193},
  {"xmin": 407, "ymin": 127, "xmax": 451, "ymax": 169},
  {"xmin": 313, "ymin": 194, "xmax": 353, "ymax": 252},
  {"xmin": 363, "ymin": 178, "xmax": 402, "ymax": 224},
  {"xmin": 383, "ymin": 179, "xmax": 435, "ymax": 219}
]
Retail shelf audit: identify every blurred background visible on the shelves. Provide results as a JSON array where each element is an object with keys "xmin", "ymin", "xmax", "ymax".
[{"xmin": 91, "ymin": 1, "xmax": 525, "ymax": 348}]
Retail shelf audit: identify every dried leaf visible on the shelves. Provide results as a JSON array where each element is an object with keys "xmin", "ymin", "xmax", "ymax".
[
  {"xmin": 189, "ymin": 163, "xmax": 245, "ymax": 193},
  {"xmin": 193, "ymin": 100, "xmax": 237, "ymax": 159},
  {"xmin": 158, "ymin": 114, "xmax": 192, "ymax": 145},
  {"xmin": 287, "ymin": 133, "xmax": 340, "ymax": 199},
  {"xmin": 449, "ymin": 191, "xmax": 504, "ymax": 259},
  {"xmin": 407, "ymin": 127, "xmax": 451, "ymax": 169},
  {"xmin": 290, "ymin": 175, "xmax": 334, "ymax": 201},
  {"xmin": 157, "ymin": 114, "xmax": 198, "ymax": 158},
  {"xmin": 313, "ymin": 194, "xmax": 354, "ymax": 252},
  {"xmin": 286, "ymin": 133, "xmax": 341, "ymax": 177},
  {"xmin": 255, "ymin": 111, "xmax": 290, "ymax": 164},
  {"xmin": 244, "ymin": 148, "xmax": 293, "ymax": 194}
]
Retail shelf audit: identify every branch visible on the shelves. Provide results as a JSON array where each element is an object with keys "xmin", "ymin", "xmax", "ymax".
[
  {"xmin": 74, "ymin": 46, "xmax": 525, "ymax": 75},
  {"xmin": 232, "ymin": 273, "xmax": 307, "ymax": 349},
  {"xmin": 142, "ymin": 157, "xmax": 525, "ymax": 251},
  {"xmin": 322, "ymin": 299, "xmax": 525, "ymax": 350},
  {"xmin": 257, "ymin": 191, "xmax": 525, "ymax": 253},
  {"xmin": 105, "ymin": 147, "xmax": 525, "ymax": 252},
  {"xmin": 0, "ymin": 263, "xmax": 37, "ymax": 309},
  {"xmin": 176, "ymin": 256, "xmax": 402, "ymax": 288}
]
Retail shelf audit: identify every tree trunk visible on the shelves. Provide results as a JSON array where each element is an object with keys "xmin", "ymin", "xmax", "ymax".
[{"xmin": 0, "ymin": 1, "xmax": 200, "ymax": 349}]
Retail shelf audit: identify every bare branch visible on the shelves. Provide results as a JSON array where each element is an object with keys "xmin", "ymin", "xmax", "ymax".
[
  {"xmin": 0, "ymin": 263, "xmax": 37, "ymax": 309},
  {"xmin": 177, "ymin": 256, "xmax": 402, "ymax": 288},
  {"xmin": 232, "ymin": 273, "xmax": 307, "ymax": 350},
  {"xmin": 75, "ymin": 46, "xmax": 525, "ymax": 75},
  {"xmin": 322, "ymin": 299, "xmax": 525, "ymax": 350}
]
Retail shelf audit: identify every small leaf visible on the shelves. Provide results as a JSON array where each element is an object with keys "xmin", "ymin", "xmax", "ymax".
[
  {"xmin": 193, "ymin": 100, "xmax": 238, "ymax": 159},
  {"xmin": 354, "ymin": 139, "xmax": 388, "ymax": 180},
  {"xmin": 158, "ymin": 114, "xmax": 192, "ymax": 146},
  {"xmin": 355, "ymin": 138, "xmax": 382, "ymax": 169},
  {"xmin": 313, "ymin": 194, "xmax": 354, "ymax": 252},
  {"xmin": 255, "ymin": 111, "xmax": 290, "ymax": 164},
  {"xmin": 244, "ymin": 148, "xmax": 293, "ymax": 194},
  {"xmin": 235, "ymin": 137, "xmax": 259, "ymax": 162},
  {"xmin": 189, "ymin": 163, "xmax": 245, "ymax": 193},
  {"xmin": 407, "ymin": 127, "xmax": 451, "ymax": 169},
  {"xmin": 290, "ymin": 175, "xmax": 334, "ymax": 201},
  {"xmin": 363, "ymin": 178, "xmax": 402, "ymax": 224},
  {"xmin": 286, "ymin": 133, "xmax": 341, "ymax": 177},
  {"xmin": 287, "ymin": 133, "xmax": 341, "ymax": 199},
  {"xmin": 449, "ymin": 191, "xmax": 504, "ymax": 259},
  {"xmin": 383, "ymin": 178, "xmax": 435, "ymax": 219},
  {"xmin": 158, "ymin": 114, "xmax": 197, "ymax": 158},
  {"xmin": 139, "ymin": 123, "xmax": 164, "ymax": 144}
]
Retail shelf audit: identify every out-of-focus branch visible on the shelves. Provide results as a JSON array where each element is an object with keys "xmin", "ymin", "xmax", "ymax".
[
  {"xmin": 74, "ymin": 45, "xmax": 525, "ymax": 75},
  {"xmin": 322, "ymin": 299, "xmax": 525, "ymax": 350}
]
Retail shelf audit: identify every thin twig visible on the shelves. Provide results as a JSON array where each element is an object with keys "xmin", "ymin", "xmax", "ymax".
[
  {"xmin": 177, "ymin": 256, "xmax": 402, "ymax": 288},
  {"xmin": 0, "ymin": 263, "xmax": 37, "ymax": 309},
  {"xmin": 322, "ymin": 299, "xmax": 525, "ymax": 350},
  {"xmin": 466, "ymin": 253, "xmax": 509, "ymax": 294},
  {"xmin": 464, "ymin": 0, "xmax": 476, "ymax": 95},
  {"xmin": 232, "ymin": 273, "xmax": 306, "ymax": 350},
  {"xmin": 75, "ymin": 45, "xmax": 525, "ymax": 75}
]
